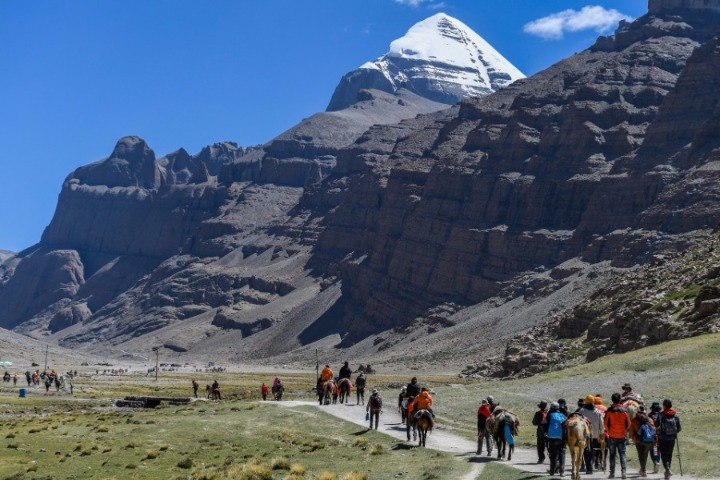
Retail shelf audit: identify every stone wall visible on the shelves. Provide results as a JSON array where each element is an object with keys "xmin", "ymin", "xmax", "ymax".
[{"xmin": 649, "ymin": 0, "xmax": 720, "ymax": 12}]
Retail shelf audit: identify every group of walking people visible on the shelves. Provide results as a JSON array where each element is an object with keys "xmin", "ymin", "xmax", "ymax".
[{"xmin": 529, "ymin": 384, "xmax": 682, "ymax": 479}]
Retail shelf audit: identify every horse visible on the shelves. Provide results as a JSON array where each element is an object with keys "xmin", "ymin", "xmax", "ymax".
[
  {"xmin": 490, "ymin": 410, "xmax": 519, "ymax": 460},
  {"xmin": 272, "ymin": 382, "xmax": 284, "ymax": 401},
  {"xmin": 415, "ymin": 409, "xmax": 433, "ymax": 447},
  {"xmin": 622, "ymin": 399, "xmax": 641, "ymax": 421},
  {"xmin": 337, "ymin": 378, "xmax": 352, "ymax": 404},
  {"xmin": 318, "ymin": 380, "xmax": 334, "ymax": 405},
  {"xmin": 593, "ymin": 432, "xmax": 607, "ymax": 472},
  {"xmin": 566, "ymin": 415, "xmax": 590, "ymax": 480}
]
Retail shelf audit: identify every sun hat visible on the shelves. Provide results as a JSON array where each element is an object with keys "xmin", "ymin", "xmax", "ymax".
[
  {"xmin": 550, "ymin": 401, "xmax": 559, "ymax": 410},
  {"xmin": 622, "ymin": 383, "xmax": 632, "ymax": 390},
  {"xmin": 481, "ymin": 399, "xmax": 489, "ymax": 405},
  {"xmin": 538, "ymin": 400, "xmax": 548, "ymax": 408},
  {"xmin": 584, "ymin": 394, "xmax": 595, "ymax": 405},
  {"xmin": 372, "ymin": 388, "xmax": 378, "ymax": 394}
]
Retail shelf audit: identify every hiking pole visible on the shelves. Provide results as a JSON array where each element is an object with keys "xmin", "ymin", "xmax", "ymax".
[{"xmin": 676, "ymin": 436, "xmax": 684, "ymax": 476}]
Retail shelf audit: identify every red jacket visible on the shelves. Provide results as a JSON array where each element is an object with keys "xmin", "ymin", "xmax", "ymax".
[{"xmin": 604, "ymin": 404, "xmax": 631, "ymax": 439}]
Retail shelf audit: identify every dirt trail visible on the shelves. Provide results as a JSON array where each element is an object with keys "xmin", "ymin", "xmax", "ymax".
[{"xmin": 277, "ymin": 400, "xmax": 697, "ymax": 480}]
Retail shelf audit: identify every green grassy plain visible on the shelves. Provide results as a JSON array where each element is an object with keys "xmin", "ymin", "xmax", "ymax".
[
  {"xmin": 0, "ymin": 386, "xmax": 467, "ymax": 479},
  {"xmin": 1, "ymin": 332, "xmax": 719, "ymax": 478},
  {"xmin": 433, "ymin": 333, "xmax": 720, "ymax": 478}
]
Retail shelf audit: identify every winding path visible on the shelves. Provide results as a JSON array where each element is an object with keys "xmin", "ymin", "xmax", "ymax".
[{"xmin": 276, "ymin": 400, "xmax": 696, "ymax": 480}]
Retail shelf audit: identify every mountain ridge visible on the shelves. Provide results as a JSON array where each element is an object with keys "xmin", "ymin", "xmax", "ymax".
[{"xmin": 2, "ymin": 5, "xmax": 720, "ymax": 372}]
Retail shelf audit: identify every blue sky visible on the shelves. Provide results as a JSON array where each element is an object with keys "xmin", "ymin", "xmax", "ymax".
[{"xmin": 0, "ymin": 1, "xmax": 647, "ymax": 252}]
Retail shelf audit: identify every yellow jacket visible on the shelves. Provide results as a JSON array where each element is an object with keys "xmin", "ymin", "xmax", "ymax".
[{"xmin": 321, "ymin": 367, "xmax": 334, "ymax": 381}]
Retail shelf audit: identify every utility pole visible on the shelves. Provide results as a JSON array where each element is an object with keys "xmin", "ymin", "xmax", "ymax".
[
  {"xmin": 43, "ymin": 345, "xmax": 48, "ymax": 375},
  {"xmin": 152, "ymin": 347, "xmax": 160, "ymax": 381}
]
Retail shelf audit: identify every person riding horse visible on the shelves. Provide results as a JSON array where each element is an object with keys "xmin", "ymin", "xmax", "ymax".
[
  {"xmin": 621, "ymin": 383, "xmax": 644, "ymax": 405},
  {"xmin": 338, "ymin": 361, "xmax": 352, "ymax": 380}
]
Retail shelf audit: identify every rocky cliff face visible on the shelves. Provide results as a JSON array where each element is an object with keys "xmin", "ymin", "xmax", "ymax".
[
  {"xmin": 1, "ymin": 7, "xmax": 720, "ymax": 367},
  {"xmin": 308, "ymin": 7, "xmax": 720, "ymax": 341}
]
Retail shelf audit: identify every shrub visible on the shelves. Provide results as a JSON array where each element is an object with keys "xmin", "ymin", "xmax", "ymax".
[
  {"xmin": 369, "ymin": 444, "xmax": 383, "ymax": 455},
  {"xmin": 341, "ymin": 473, "xmax": 367, "ymax": 480},
  {"xmin": 177, "ymin": 458, "xmax": 194, "ymax": 469},
  {"xmin": 271, "ymin": 457, "xmax": 290, "ymax": 470},
  {"xmin": 289, "ymin": 464, "xmax": 306, "ymax": 475}
]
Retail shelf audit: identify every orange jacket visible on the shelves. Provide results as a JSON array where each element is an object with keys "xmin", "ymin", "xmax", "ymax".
[
  {"xmin": 320, "ymin": 367, "xmax": 334, "ymax": 381},
  {"xmin": 407, "ymin": 400, "xmax": 415, "ymax": 417},
  {"xmin": 604, "ymin": 404, "xmax": 631, "ymax": 439},
  {"xmin": 261, "ymin": 384, "xmax": 269, "ymax": 395},
  {"xmin": 413, "ymin": 391, "xmax": 433, "ymax": 410}
]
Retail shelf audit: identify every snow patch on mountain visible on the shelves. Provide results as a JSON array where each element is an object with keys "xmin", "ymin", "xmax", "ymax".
[{"xmin": 327, "ymin": 13, "xmax": 525, "ymax": 111}]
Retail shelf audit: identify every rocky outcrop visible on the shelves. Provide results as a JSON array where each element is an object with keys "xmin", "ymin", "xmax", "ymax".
[
  {"xmin": 466, "ymin": 229, "xmax": 720, "ymax": 379},
  {"xmin": 310, "ymin": 8, "xmax": 720, "ymax": 341}
]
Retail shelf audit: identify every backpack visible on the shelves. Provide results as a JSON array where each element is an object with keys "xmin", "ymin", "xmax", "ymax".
[
  {"xmin": 660, "ymin": 414, "xmax": 679, "ymax": 437},
  {"xmin": 547, "ymin": 411, "xmax": 565, "ymax": 439},
  {"xmin": 639, "ymin": 421, "xmax": 655, "ymax": 442},
  {"xmin": 356, "ymin": 376, "xmax": 366, "ymax": 387},
  {"xmin": 370, "ymin": 394, "xmax": 382, "ymax": 409}
]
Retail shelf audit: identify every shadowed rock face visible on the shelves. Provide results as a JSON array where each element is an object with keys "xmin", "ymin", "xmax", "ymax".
[
  {"xmin": 1, "ymin": 7, "xmax": 720, "ymax": 361},
  {"xmin": 308, "ymin": 8, "xmax": 720, "ymax": 340}
]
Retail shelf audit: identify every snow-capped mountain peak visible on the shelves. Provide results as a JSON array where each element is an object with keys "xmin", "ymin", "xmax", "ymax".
[{"xmin": 327, "ymin": 13, "xmax": 524, "ymax": 111}]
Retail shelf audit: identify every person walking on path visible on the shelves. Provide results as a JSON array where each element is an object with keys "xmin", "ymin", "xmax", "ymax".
[
  {"xmin": 579, "ymin": 394, "xmax": 604, "ymax": 474},
  {"xmin": 544, "ymin": 401, "xmax": 567, "ymax": 477},
  {"xmin": 657, "ymin": 398, "xmax": 682, "ymax": 479},
  {"xmin": 604, "ymin": 392, "xmax": 631, "ymax": 479},
  {"xmin": 630, "ymin": 405, "xmax": 656, "ymax": 477},
  {"xmin": 649, "ymin": 401, "xmax": 663, "ymax": 474},
  {"xmin": 192, "ymin": 379, "xmax": 199, "ymax": 398},
  {"xmin": 355, "ymin": 372, "xmax": 366, "ymax": 405},
  {"xmin": 406, "ymin": 395, "xmax": 416, "ymax": 441},
  {"xmin": 531, "ymin": 400, "xmax": 548, "ymax": 464},
  {"xmin": 261, "ymin": 383, "xmax": 269, "ymax": 401},
  {"xmin": 477, "ymin": 399, "xmax": 493, "ymax": 455},
  {"xmin": 367, "ymin": 389, "xmax": 383, "ymax": 430}
]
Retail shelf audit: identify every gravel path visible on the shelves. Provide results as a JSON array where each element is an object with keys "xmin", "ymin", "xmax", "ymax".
[{"xmin": 277, "ymin": 400, "xmax": 697, "ymax": 480}]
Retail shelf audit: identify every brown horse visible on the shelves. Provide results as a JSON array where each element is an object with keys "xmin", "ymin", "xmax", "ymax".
[
  {"xmin": 414, "ymin": 410, "xmax": 433, "ymax": 447},
  {"xmin": 566, "ymin": 415, "xmax": 590, "ymax": 480},
  {"xmin": 337, "ymin": 378, "xmax": 352, "ymax": 404},
  {"xmin": 489, "ymin": 410, "xmax": 519, "ymax": 460},
  {"xmin": 318, "ymin": 380, "xmax": 334, "ymax": 405}
]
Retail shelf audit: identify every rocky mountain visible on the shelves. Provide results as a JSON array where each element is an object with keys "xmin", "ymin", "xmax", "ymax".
[
  {"xmin": 466, "ymin": 228, "xmax": 720, "ymax": 379},
  {"xmin": 0, "ymin": 250, "xmax": 13, "ymax": 266},
  {"xmin": 2, "ymin": 2, "xmax": 720, "ymax": 371},
  {"xmin": 327, "ymin": 13, "xmax": 525, "ymax": 111}
]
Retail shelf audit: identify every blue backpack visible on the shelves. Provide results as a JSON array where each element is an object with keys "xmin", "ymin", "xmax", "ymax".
[
  {"xmin": 547, "ymin": 411, "xmax": 565, "ymax": 439},
  {"xmin": 639, "ymin": 422, "xmax": 655, "ymax": 443}
]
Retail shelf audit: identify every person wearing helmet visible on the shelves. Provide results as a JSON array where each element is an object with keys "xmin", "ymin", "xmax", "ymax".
[
  {"xmin": 544, "ymin": 401, "xmax": 567, "ymax": 477},
  {"xmin": 579, "ymin": 394, "xmax": 604, "ymax": 474}
]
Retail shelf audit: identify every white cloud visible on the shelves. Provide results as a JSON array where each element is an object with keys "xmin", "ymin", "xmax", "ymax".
[
  {"xmin": 394, "ymin": 0, "xmax": 445, "ymax": 8},
  {"xmin": 394, "ymin": 0, "xmax": 427, "ymax": 5},
  {"xmin": 523, "ymin": 5, "xmax": 633, "ymax": 40}
]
